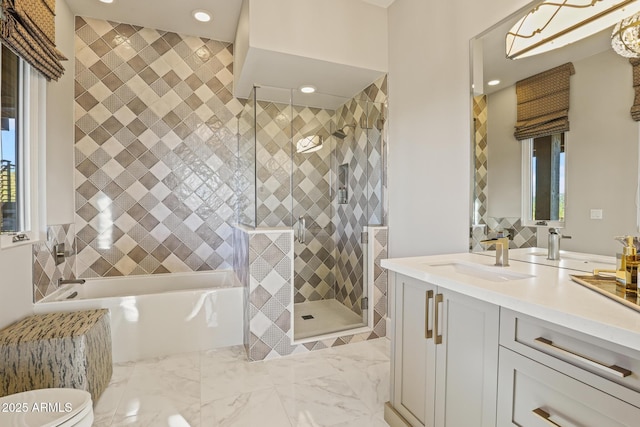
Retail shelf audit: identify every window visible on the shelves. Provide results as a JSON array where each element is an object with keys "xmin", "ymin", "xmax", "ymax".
[
  {"xmin": 522, "ymin": 133, "xmax": 566, "ymax": 227},
  {"xmin": 0, "ymin": 45, "xmax": 44, "ymax": 247}
]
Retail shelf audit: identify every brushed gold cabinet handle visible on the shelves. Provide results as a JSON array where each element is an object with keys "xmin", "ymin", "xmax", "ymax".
[
  {"xmin": 533, "ymin": 408, "xmax": 562, "ymax": 426},
  {"xmin": 425, "ymin": 290, "xmax": 433, "ymax": 339},
  {"xmin": 434, "ymin": 293, "xmax": 443, "ymax": 345},
  {"xmin": 534, "ymin": 337, "xmax": 632, "ymax": 378}
]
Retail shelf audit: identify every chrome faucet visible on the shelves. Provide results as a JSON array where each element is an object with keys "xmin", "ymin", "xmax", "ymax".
[
  {"xmin": 480, "ymin": 233, "xmax": 510, "ymax": 267},
  {"xmin": 58, "ymin": 278, "xmax": 86, "ymax": 286}
]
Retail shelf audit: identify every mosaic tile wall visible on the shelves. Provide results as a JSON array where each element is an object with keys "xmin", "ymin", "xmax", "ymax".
[
  {"xmin": 470, "ymin": 95, "xmax": 537, "ymax": 251},
  {"xmin": 32, "ymin": 224, "xmax": 77, "ymax": 302},
  {"xmin": 74, "ymin": 17, "xmax": 243, "ymax": 277},
  {"xmin": 235, "ymin": 226, "xmax": 387, "ymax": 362}
]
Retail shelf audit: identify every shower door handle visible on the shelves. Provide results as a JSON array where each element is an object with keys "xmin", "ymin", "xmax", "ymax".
[{"xmin": 297, "ymin": 216, "xmax": 306, "ymax": 243}]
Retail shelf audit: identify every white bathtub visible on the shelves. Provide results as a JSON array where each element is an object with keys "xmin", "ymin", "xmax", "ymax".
[{"xmin": 34, "ymin": 270, "xmax": 244, "ymax": 363}]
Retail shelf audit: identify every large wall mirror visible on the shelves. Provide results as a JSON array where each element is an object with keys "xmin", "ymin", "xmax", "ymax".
[{"xmin": 470, "ymin": 3, "xmax": 640, "ymax": 256}]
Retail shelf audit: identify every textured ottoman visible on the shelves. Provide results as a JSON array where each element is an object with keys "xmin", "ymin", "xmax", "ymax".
[{"xmin": 0, "ymin": 309, "xmax": 112, "ymax": 401}]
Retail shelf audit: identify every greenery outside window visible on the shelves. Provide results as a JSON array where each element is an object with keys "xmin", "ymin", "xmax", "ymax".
[
  {"xmin": 0, "ymin": 45, "xmax": 45, "ymax": 247},
  {"xmin": 522, "ymin": 132, "xmax": 566, "ymax": 227}
]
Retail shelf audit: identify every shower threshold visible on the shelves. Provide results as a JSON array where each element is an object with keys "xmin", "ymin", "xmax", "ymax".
[{"xmin": 293, "ymin": 299, "xmax": 366, "ymax": 341}]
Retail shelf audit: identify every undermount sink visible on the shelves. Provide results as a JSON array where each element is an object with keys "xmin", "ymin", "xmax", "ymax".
[{"xmin": 425, "ymin": 261, "xmax": 535, "ymax": 282}]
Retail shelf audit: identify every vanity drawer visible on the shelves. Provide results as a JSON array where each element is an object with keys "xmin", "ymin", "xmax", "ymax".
[
  {"xmin": 498, "ymin": 347, "xmax": 640, "ymax": 427},
  {"xmin": 500, "ymin": 309, "xmax": 640, "ymax": 398}
]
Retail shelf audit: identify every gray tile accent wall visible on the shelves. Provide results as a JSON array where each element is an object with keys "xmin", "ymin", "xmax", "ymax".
[
  {"xmin": 74, "ymin": 17, "xmax": 242, "ymax": 278},
  {"xmin": 334, "ymin": 76, "xmax": 387, "ymax": 316},
  {"xmin": 32, "ymin": 224, "xmax": 77, "ymax": 301}
]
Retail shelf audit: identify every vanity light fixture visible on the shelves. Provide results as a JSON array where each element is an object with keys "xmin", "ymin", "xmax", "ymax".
[
  {"xmin": 612, "ymin": 11, "xmax": 640, "ymax": 57},
  {"xmin": 487, "ymin": 79, "xmax": 501, "ymax": 86},
  {"xmin": 299, "ymin": 85, "xmax": 316, "ymax": 94},
  {"xmin": 506, "ymin": 0, "xmax": 640, "ymax": 60},
  {"xmin": 193, "ymin": 9, "xmax": 212, "ymax": 23}
]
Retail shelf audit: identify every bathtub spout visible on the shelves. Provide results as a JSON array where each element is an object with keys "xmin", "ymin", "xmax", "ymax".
[{"xmin": 58, "ymin": 278, "xmax": 86, "ymax": 286}]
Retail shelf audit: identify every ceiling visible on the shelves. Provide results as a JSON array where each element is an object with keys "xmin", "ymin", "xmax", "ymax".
[{"xmin": 65, "ymin": 0, "xmax": 244, "ymax": 42}]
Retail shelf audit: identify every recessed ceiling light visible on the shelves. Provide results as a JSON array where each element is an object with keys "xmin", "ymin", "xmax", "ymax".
[
  {"xmin": 193, "ymin": 9, "xmax": 212, "ymax": 22},
  {"xmin": 487, "ymin": 79, "xmax": 501, "ymax": 86},
  {"xmin": 99, "ymin": 0, "xmax": 114, "ymax": 3},
  {"xmin": 299, "ymin": 85, "xmax": 316, "ymax": 94}
]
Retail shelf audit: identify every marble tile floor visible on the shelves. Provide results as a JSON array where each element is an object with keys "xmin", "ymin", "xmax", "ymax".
[{"xmin": 93, "ymin": 338, "xmax": 391, "ymax": 427}]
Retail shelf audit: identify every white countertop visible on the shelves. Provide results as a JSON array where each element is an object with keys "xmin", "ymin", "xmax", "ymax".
[{"xmin": 381, "ymin": 249, "xmax": 640, "ymax": 352}]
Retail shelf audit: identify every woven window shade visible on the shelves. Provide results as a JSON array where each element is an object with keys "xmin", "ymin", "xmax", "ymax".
[
  {"xmin": 514, "ymin": 62, "xmax": 574, "ymax": 140},
  {"xmin": 1, "ymin": 0, "xmax": 66, "ymax": 81},
  {"xmin": 630, "ymin": 59, "xmax": 640, "ymax": 121}
]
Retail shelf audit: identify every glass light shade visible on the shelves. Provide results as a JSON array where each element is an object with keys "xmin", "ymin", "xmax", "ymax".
[
  {"xmin": 296, "ymin": 136, "xmax": 323, "ymax": 153},
  {"xmin": 612, "ymin": 11, "xmax": 640, "ymax": 57},
  {"xmin": 506, "ymin": 0, "xmax": 640, "ymax": 59}
]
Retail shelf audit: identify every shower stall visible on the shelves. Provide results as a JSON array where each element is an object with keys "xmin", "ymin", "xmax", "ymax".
[{"xmin": 238, "ymin": 82, "xmax": 386, "ymax": 341}]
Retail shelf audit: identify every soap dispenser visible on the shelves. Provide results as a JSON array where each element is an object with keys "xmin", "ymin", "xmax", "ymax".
[{"xmin": 616, "ymin": 236, "xmax": 638, "ymax": 293}]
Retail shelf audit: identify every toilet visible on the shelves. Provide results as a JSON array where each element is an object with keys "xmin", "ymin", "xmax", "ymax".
[{"xmin": 0, "ymin": 388, "xmax": 93, "ymax": 427}]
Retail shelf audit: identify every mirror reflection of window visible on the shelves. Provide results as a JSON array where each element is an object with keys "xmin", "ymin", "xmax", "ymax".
[
  {"xmin": 524, "ymin": 132, "xmax": 566, "ymax": 225},
  {"xmin": 1, "ymin": 46, "xmax": 21, "ymax": 233}
]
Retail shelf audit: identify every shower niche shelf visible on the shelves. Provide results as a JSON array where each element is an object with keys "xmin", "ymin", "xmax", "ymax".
[{"xmin": 338, "ymin": 163, "xmax": 349, "ymax": 204}]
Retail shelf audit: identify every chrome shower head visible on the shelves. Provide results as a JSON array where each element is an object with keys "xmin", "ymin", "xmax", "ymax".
[
  {"xmin": 331, "ymin": 124, "xmax": 355, "ymax": 139},
  {"xmin": 332, "ymin": 129, "xmax": 348, "ymax": 139}
]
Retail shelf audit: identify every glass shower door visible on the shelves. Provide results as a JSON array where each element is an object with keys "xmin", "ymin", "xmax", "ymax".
[{"xmin": 291, "ymin": 90, "xmax": 371, "ymax": 340}]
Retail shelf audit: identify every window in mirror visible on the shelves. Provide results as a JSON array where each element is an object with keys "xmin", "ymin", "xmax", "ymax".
[{"xmin": 522, "ymin": 133, "xmax": 566, "ymax": 226}]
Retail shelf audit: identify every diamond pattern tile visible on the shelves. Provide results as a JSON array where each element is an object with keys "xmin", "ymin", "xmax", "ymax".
[
  {"xmin": 75, "ymin": 17, "xmax": 242, "ymax": 277},
  {"xmin": 32, "ymin": 224, "xmax": 77, "ymax": 301}
]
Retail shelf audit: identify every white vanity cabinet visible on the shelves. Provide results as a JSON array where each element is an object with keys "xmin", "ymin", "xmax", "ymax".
[
  {"xmin": 387, "ymin": 273, "xmax": 500, "ymax": 427},
  {"xmin": 497, "ymin": 310, "xmax": 640, "ymax": 427}
]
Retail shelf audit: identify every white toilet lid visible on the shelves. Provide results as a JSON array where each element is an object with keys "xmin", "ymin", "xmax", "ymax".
[{"xmin": 0, "ymin": 388, "xmax": 92, "ymax": 427}]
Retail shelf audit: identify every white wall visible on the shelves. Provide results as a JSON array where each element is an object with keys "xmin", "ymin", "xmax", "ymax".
[
  {"xmin": 249, "ymin": 0, "xmax": 388, "ymax": 72},
  {"xmin": 486, "ymin": 49, "xmax": 637, "ymax": 255},
  {"xmin": 0, "ymin": 0, "xmax": 75, "ymax": 329},
  {"xmin": 386, "ymin": 0, "xmax": 532, "ymax": 257},
  {"xmin": 487, "ymin": 86, "xmax": 520, "ymax": 218},
  {"xmin": 46, "ymin": 0, "xmax": 75, "ymax": 225}
]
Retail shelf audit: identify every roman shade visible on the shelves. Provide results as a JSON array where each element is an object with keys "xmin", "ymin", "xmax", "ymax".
[
  {"xmin": 630, "ymin": 58, "xmax": 640, "ymax": 121},
  {"xmin": 1, "ymin": 0, "xmax": 66, "ymax": 81},
  {"xmin": 514, "ymin": 62, "xmax": 574, "ymax": 140}
]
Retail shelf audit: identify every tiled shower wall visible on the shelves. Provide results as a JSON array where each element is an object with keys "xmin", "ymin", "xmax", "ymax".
[
  {"xmin": 334, "ymin": 77, "xmax": 386, "ymax": 315},
  {"xmin": 241, "ymin": 77, "xmax": 387, "ymax": 312},
  {"xmin": 470, "ymin": 95, "xmax": 537, "ymax": 251},
  {"xmin": 59, "ymin": 16, "xmax": 385, "ymax": 310},
  {"xmin": 74, "ymin": 17, "xmax": 242, "ymax": 277}
]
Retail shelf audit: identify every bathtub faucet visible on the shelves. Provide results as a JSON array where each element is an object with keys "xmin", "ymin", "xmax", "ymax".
[{"xmin": 58, "ymin": 278, "xmax": 86, "ymax": 286}]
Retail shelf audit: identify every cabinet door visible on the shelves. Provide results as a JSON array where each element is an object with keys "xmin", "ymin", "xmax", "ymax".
[
  {"xmin": 498, "ymin": 347, "xmax": 640, "ymax": 427},
  {"xmin": 435, "ymin": 289, "xmax": 499, "ymax": 427},
  {"xmin": 392, "ymin": 274, "xmax": 437, "ymax": 427}
]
